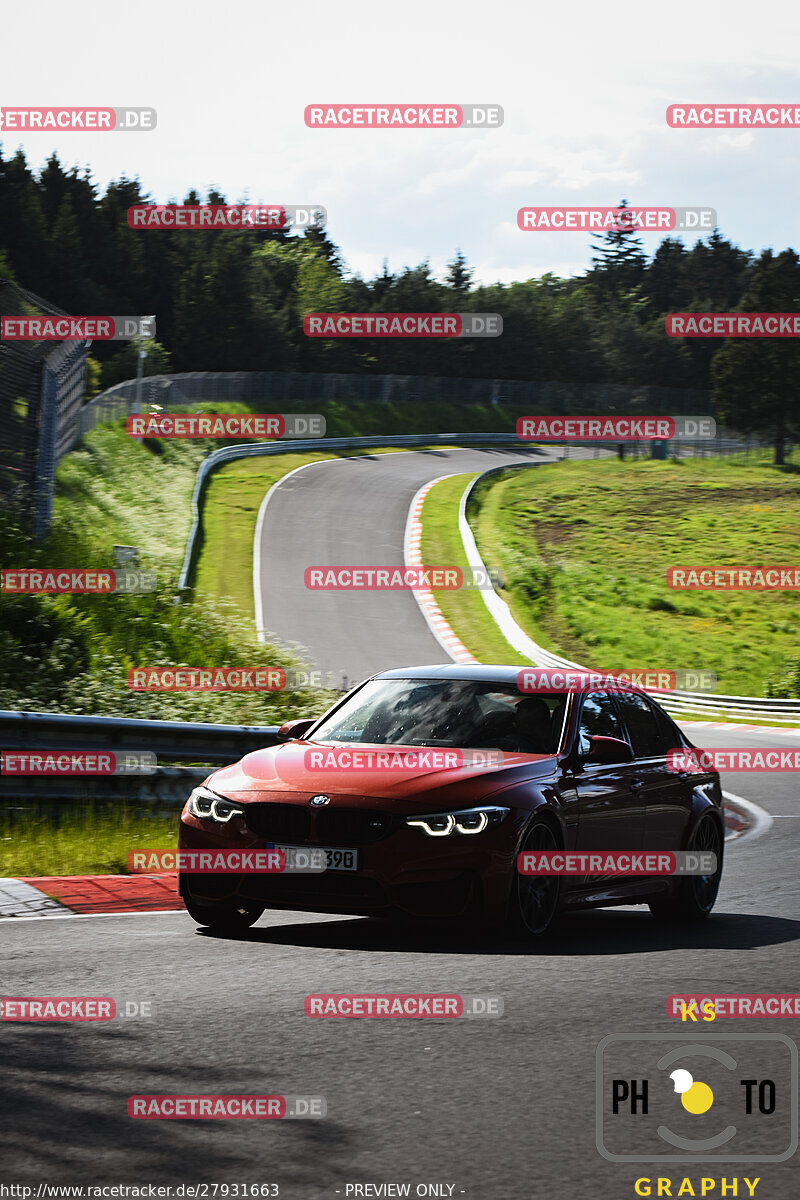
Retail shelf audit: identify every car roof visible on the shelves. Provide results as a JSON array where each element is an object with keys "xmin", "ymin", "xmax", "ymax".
[
  {"xmin": 373, "ymin": 664, "xmax": 524, "ymax": 684},
  {"xmin": 370, "ymin": 664, "xmax": 655, "ymax": 700}
]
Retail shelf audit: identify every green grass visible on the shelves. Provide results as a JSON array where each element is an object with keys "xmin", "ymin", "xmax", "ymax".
[
  {"xmin": 1, "ymin": 408, "xmax": 467, "ymax": 719},
  {"xmin": 419, "ymin": 473, "xmax": 529, "ymax": 664},
  {"xmin": 0, "ymin": 423, "xmax": 336, "ymax": 721},
  {"xmin": 0, "ymin": 805, "xmax": 178, "ymax": 878},
  {"xmin": 465, "ymin": 454, "xmax": 800, "ymax": 697}
]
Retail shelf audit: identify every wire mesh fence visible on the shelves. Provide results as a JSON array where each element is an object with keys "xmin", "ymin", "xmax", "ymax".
[
  {"xmin": 0, "ymin": 278, "xmax": 89, "ymax": 536},
  {"xmin": 81, "ymin": 371, "xmax": 713, "ymax": 435}
]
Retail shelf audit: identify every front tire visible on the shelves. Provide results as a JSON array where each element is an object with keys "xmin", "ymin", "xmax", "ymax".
[
  {"xmin": 183, "ymin": 898, "xmax": 265, "ymax": 932},
  {"xmin": 649, "ymin": 813, "xmax": 723, "ymax": 921},
  {"xmin": 507, "ymin": 817, "xmax": 562, "ymax": 940}
]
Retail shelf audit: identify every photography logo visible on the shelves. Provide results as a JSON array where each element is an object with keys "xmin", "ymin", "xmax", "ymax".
[{"xmin": 596, "ymin": 1034, "xmax": 798, "ymax": 1162}]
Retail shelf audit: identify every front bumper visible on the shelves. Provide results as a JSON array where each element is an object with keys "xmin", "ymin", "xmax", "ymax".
[{"xmin": 178, "ymin": 801, "xmax": 523, "ymax": 921}]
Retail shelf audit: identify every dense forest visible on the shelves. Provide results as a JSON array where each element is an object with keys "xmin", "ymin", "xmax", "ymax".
[{"xmin": 1, "ymin": 147, "xmax": 799, "ymax": 457}]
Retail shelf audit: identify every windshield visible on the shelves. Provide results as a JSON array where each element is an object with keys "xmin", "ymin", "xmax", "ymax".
[{"xmin": 308, "ymin": 678, "xmax": 566, "ymax": 754}]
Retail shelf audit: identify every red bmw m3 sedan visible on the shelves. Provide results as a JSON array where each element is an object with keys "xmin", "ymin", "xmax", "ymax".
[{"xmin": 178, "ymin": 664, "xmax": 724, "ymax": 939}]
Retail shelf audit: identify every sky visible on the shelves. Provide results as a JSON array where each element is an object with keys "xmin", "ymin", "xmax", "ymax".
[{"xmin": 3, "ymin": 0, "xmax": 800, "ymax": 287}]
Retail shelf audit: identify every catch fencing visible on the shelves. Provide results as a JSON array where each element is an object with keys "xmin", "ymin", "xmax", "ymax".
[
  {"xmin": 0, "ymin": 278, "xmax": 89, "ymax": 537},
  {"xmin": 80, "ymin": 371, "xmax": 713, "ymax": 434}
]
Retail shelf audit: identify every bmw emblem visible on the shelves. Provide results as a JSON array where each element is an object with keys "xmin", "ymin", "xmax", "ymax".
[{"xmin": 310, "ymin": 794, "xmax": 331, "ymax": 806}]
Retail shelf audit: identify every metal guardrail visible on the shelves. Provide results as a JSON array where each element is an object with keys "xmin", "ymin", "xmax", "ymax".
[
  {"xmin": 649, "ymin": 694, "xmax": 800, "ymax": 723},
  {"xmin": 0, "ymin": 711, "xmax": 283, "ymax": 805},
  {"xmin": 0, "ymin": 709, "xmax": 281, "ymax": 762}
]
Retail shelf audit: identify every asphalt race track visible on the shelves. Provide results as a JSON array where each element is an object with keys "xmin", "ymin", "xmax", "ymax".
[
  {"xmin": 3, "ymin": 448, "xmax": 800, "ymax": 1198},
  {"xmin": 1, "ymin": 724, "xmax": 798, "ymax": 1197},
  {"xmin": 255, "ymin": 445, "xmax": 586, "ymax": 681}
]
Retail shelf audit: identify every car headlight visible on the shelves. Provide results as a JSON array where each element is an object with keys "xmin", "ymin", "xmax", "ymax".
[
  {"xmin": 406, "ymin": 806, "xmax": 509, "ymax": 837},
  {"xmin": 187, "ymin": 785, "xmax": 245, "ymax": 824}
]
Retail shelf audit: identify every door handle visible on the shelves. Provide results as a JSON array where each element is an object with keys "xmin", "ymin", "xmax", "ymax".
[{"xmin": 629, "ymin": 779, "xmax": 644, "ymax": 792}]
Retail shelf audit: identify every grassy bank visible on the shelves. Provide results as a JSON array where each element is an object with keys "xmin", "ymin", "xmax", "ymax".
[
  {"xmin": 461, "ymin": 454, "xmax": 800, "ymax": 697},
  {"xmin": 1, "ymin": 402, "xmax": 470, "ymax": 717},
  {"xmin": 0, "ymin": 804, "xmax": 178, "ymax": 878},
  {"xmin": 0, "ymin": 422, "xmax": 334, "ymax": 720}
]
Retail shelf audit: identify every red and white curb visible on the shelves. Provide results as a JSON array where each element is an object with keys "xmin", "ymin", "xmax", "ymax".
[
  {"xmin": 0, "ymin": 794, "xmax": 761, "ymax": 921},
  {"xmin": 0, "ymin": 873, "xmax": 182, "ymax": 920},
  {"xmin": 404, "ymin": 477, "xmax": 478, "ymax": 665},
  {"xmin": 0, "ymin": 878, "xmax": 71, "ymax": 919}
]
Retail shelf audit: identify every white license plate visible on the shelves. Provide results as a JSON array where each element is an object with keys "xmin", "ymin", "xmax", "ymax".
[{"xmin": 270, "ymin": 844, "xmax": 359, "ymax": 872}]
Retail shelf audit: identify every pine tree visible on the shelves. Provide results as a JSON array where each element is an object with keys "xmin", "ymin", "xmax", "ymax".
[
  {"xmin": 446, "ymin": 250, "xmax": 473, "ymax": 295},
  {"xmin": 589, "ymin": 198, "xmax": 646, "ymax": 294}
]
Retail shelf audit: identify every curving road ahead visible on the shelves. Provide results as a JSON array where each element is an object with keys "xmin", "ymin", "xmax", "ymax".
[{"xmin": 254, "ymin": 446, "xmax": 570, "ymax": 681}]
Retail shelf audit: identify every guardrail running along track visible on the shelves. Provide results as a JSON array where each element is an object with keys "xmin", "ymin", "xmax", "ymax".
[{"xmin": 0, "ymin": 710, "xmax": 281, "ymax": 805}]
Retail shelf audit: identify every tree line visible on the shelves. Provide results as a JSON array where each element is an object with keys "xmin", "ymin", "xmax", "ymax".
[{"xmin": 0, "ymin": 149, "xmax": 797, "ymax": 458}]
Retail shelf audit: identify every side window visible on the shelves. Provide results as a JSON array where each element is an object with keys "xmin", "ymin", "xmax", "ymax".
[
  {"xmin": 650, "ymin": 699, "xmax": 685, "ymax": 754},
  {"xmin": 578, "ymin": 691, "xmax": 622, "ymax": 754},
  {"xmin": 615, "ymin": 691, "xmax": 664, "ymax": 758}
]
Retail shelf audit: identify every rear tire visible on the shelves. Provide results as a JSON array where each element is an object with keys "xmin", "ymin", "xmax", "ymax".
[
  {"xmin": 649, "ymin": 814, "xmax": 723, "ymax": 921},
  {"xmin": 507, "ymin": 817, "xmax": 562, "ymax": 940},
  {"xmin": 183, "ymin": 898, "xmax": 265, "ymax": 931}
]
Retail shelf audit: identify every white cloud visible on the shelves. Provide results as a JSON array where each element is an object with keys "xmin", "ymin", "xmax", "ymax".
[{"xmin": 2, "ymin": 0, "xmax": 800, "ymax": 284}]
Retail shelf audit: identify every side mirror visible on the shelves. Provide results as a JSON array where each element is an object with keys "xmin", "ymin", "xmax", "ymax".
[
  {"xmin": 276, "ymin": 718, "xmax": 316, "ymax": 742},
  {"xmin": 585, "ymin": 735, "xmax": 634, "ymax": 764}
]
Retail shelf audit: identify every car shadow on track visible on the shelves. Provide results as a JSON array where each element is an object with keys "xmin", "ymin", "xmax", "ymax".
[{"xmin": 196, "ymin": 908, "xmax": 800, "ymax": 956}]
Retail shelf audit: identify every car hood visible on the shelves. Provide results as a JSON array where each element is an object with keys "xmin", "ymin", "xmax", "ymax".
[{"xmin": 207, "ymin": 739, "xmax": 559, "ymax": 804}]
